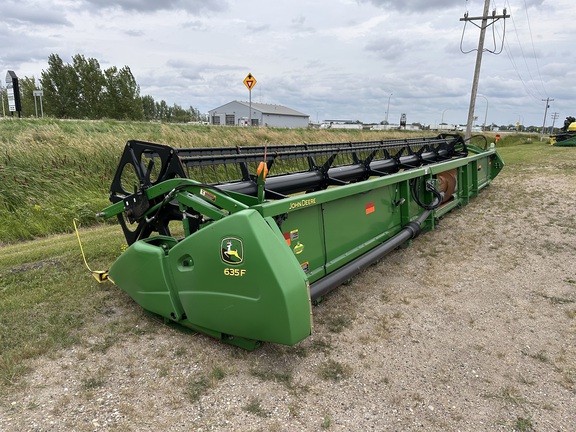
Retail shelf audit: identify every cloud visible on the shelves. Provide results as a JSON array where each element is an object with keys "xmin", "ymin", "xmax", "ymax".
[
  {"xmin": 0, "ymin": 1, "xmax": 72, "ymax": 26},
  {"xmin": 359, "ymin": 0, "xmax": 462, "ymax": 13},
  {"xmin": 78, "ymin": 0, "xmax": 229, "ymax": 14}
]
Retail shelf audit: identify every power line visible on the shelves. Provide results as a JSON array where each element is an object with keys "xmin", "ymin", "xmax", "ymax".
[
  {"xmin": 496, "ymin": 1, "xmax": 547, "ymax": 100},
  {"xmin": 460, "ymin": 0, "xmax": 510, "ymax": 140},
  {"xmin": 521, "ymin": 0, "xmax": 547, "ymax": 97}
]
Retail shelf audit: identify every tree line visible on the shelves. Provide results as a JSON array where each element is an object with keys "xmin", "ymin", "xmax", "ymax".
[{"xmin": 2, "ymin": 53, "xmax": 205, "ymax": 123}]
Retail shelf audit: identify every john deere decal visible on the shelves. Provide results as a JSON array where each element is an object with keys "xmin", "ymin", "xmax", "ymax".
[{"xmin": 221, "ymin": 237, "xmax": 244, "ymax": 265}]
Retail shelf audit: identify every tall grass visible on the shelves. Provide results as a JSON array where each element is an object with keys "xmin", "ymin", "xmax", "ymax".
[
  {"xmin": 0, "ymin": 118, "xmax": 430, "ymax": 242},
  {"xmin": 0, "ymin": 118, "xmax": 537, "ymax": 243}
]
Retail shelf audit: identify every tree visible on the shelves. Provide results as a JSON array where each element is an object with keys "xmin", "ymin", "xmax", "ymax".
[
  {"xmin": 16, "ymin": 76, "xmax": 38, "ymax": 117},
  {"xmin": 102, "ymin": 66, "xmax": 144, "ymax": 120},
  {"xmin": 156, "ymin": 99, "xmax": 170, "ymax": 121},
  {"xmin": 73, "ymin": 54, "xmax": 105, "ymax": 118},
  {"xmin": 38, "ymin": 52, "xmax": 202, "ymax": 122},
  {"xmin": 141, "ymin": 95, "xmax": 157, "ymax": 120},
  {"xmin": 40, "ymin": 54, "xmax": 80, "ymax": 118},
  {"xmin": 171, "ymin": 104, "xmax": 191, "ymax": 123}
]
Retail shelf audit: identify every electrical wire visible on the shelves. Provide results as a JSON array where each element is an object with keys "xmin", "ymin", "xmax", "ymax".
[
  {"xmin": 494, "ymin": 0, "xmax": 548, "ymax": 101},
  {"xmin": 459, "ymin": 2, "xmax": 507, "ymax": 55}
]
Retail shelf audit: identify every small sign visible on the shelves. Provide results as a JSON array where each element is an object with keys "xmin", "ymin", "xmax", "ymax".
[
  {"xmin": 33, "ymin": 90, "xmax": 44, "ymax": 97},
  {"xmin": 365, "ymin": 202, "xmax": 375, "ymax": 215},
  {"xmin": 243, "ymin": 73, "xmax": 257, "ymax": 90}
]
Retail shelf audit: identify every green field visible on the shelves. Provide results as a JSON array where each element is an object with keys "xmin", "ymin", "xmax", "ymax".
[{"xmin": 0, "ymin": 118, "xmax": 562, "ymax": 387}]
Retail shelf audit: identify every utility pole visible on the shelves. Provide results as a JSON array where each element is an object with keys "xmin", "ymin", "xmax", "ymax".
[
  {"xmin": 550, "ymin": 111, "xmax": 559, "ymax": 134},
  {"xmin": 540, "ymin": 98, "xmax": 554, "ymax": 140},
  {"xmin": 461, "ymin": 1, "xmax": 509, "ymax": 141}
]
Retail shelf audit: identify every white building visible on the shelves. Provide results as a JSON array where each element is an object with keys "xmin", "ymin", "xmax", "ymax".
[{"xmin": 208, "ymin": 101, "xmax": 309, "ymax": 128}]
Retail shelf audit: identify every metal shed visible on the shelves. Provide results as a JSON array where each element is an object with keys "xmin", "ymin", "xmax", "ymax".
[{"xmin": 209, "ymin": 101, "xmax": 309, "ymax": 128}]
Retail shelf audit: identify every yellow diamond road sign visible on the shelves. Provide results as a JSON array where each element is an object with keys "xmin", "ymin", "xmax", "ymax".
[{"xmin": 243, "ymin": 73, "xmax": 257, "ymax": 90}]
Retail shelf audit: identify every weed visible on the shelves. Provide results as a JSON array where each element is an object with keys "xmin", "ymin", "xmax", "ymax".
[
  {"xmin": 210, "ymin": 366, "xmax": 226, "ymax": 381},
  {"xmin": 517, "ymin": 374, "xmax": 535, "ymax": 386},
  {"xmin": 250, "ymin": 366, "xmax": 293, "ymax": 388},
  {"xmin": 186, "ymin": 366, "xmax": 227, "ymax": 402},
  {"xmin": 89, "ymin": 336, "xmax": 116, "ymax": 353},
  {"xmin": 309, "ymin": 337, "xmax": 333, "ymax": 353},
  {"xmin": 376, "ymin": 315, "xmax": 392, "ymax": 336},
  {"xmin": 411, "ymin": 392, "xmax": 424, "ymax": 402},
  {"xmin": 288, "ymin": 403, "xmax": 301, "ymax": 418},
  {"xmin": 326, "ymin": 315, "xmax": 352, "ymax": 333},
  {"xmin": 530, "ymin": 351, "xmax": 550, "ymax": 364},
  {"xmin": 380, "ymin": 290, "xmax": 391, "ymax": 303},
  {"xmin": 173, "ymin": 347, "xmax": 187, "ymax": 358},
  {"xmin": 486, "ymin": 386, "xmax": 528, "ymax": 406},
  {"xmin": 0, "ymin": 354, "xmax": 30, "ymax": 386},
  {"xmin": 318, "ymin": 359, "xmax": 352, "ymax": 382},
  {"xmin": 243, "ymin": 397, "xmax": 268, "ymax": 417},
  {"xmin": 539, "ymin": 294, "xmax": 574, "ymax": 305},
  {"xmin": 81, "ymin": 369, "xmax": 106, "ymax": 390},
  {"xmin": 186, "ymin": 376, "xmax": 210, "ymax": 402},
  {"xmin": 520, "ymin": 348, "xmax": 550, "ymax": 364},
  {"xmin": 514, "ymin": 416, "xmax": 534, "ymax": 431},
  {"xmin": 321, "ymin": 415, "xmax": 332, "ymax": 429}
]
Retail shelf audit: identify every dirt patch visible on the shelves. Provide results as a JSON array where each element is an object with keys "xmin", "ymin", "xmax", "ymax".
[
  {"xmin": 1, "ymin": 166, "xmax": 575, "ymax": 431},
  {"xmin": 3, "ymin": 259, "xmax": 63, "ymax": 274}
]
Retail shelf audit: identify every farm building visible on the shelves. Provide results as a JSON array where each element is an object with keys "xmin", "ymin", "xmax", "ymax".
[{"xmin": 208, "ymin": 101, "xmax": 309, "ymax": 128}]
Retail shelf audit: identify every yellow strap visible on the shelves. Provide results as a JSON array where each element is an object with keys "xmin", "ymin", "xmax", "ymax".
[{"xmin": 73, "ymin": 219, "xmax": 109, "ymax": 283}]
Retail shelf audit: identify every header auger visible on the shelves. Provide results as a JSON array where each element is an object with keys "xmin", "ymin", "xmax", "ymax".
[{"xmin": 99, "ymin": 134, "xmax": 503, "ymax": 349}]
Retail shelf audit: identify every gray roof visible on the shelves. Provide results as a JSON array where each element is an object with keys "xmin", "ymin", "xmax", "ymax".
[{"xmin": 234, "ymin": 101, "xmax": 308, "ymax": 117}]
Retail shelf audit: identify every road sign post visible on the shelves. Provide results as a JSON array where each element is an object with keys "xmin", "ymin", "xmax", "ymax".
[
  {"xmin": 33, "ymin": 90, "xmax": 44, "ymax": 118},
  {"xmin": 243, "ymin": 73, "xmax": 257, "ymax": 126}
]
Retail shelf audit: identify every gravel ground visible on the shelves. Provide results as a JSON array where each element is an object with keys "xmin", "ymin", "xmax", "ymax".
[{"xmin": 1, "ymin": 162, "xmax": 575, "ymax": 431}]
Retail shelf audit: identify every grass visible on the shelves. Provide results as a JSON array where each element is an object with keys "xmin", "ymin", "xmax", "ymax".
[
  {"xmin": 243, "ymin": 396, "xmax": 268, "ymax": 417},
  {"xmin": 514, "ymin": 416, "xmax": 535, "ymax": 431},
  {"xmin": 186, "ymin": 366, "xmax": 227, "ymax": 402},
  {"xmin": 318, "ymin": 359, "xmax": 352, "ymax": 382},
  {"xmin": 0, "ymin": 118, "xmax": 441, "ymax": 243},
  {"xmin": 250, "ymin": 366, "xmax": 294, "ymax": 388},
  {"xmin": 0, "ymin": 224, "xmax": 128, "ymax": 387}
]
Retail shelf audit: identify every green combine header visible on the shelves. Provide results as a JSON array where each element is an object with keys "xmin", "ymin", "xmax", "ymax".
[{"xmin": 98, "ymin": 134, "xmax": 503, "ymax": 349}]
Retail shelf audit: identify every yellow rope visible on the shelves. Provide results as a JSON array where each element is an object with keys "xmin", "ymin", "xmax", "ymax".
[{"xmin": 73, "ymin": 219, "xmax": 109, "ymax": 283}]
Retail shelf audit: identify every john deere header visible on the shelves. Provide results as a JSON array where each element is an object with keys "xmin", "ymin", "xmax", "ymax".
[{"xmin": 98, "ymin": 134, "xmax": 503, "ymax": 349}]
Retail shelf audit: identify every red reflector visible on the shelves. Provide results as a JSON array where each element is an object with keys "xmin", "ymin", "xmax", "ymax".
[
  {"xmin": 283, "ymin": 232, "xmax": 291, "ymax": 246},
  {"xmin": 366, "ymin": 202, "xmax": 375, "ymax": 214}
]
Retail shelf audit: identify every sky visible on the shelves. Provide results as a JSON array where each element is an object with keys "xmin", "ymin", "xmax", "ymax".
[{"xmin": 1, "ymin": 0, "xmax": 574, "ymax": 128}]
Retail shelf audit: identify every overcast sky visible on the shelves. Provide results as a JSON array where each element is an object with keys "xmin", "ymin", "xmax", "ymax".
[{"xmin": 1, "ymin": 0, "xmax": 574, "ymax": 127}]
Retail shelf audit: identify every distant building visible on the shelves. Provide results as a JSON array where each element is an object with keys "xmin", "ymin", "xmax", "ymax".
[{"xmin": 208, "ymin": 101, "xmax": 309, "ymax": 128}]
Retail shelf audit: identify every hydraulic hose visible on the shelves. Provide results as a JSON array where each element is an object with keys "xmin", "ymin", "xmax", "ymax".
[{"xmin": 309, "ymin": 208, "xmax": 432, "ymax": 301}]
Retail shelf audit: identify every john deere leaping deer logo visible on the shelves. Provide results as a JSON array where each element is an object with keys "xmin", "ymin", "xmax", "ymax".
[{"xmin": 221, "ymin": 237, "xmax": 244, "ymax": 265}]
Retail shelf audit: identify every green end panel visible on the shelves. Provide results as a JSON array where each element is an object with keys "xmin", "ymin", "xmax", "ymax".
[
  {"xmin": 109, "ymin": 236, "xmax": 181, "ymax": 319},
  {"xmin": 171, "ymin": 209, "xmax": 311, "ymax": 345},
  {"xmin": 110, "ymin": 210, "xmax": 312, "ymax": 346}
]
